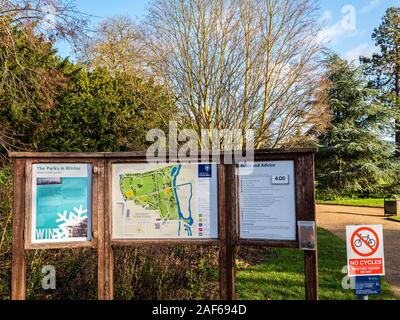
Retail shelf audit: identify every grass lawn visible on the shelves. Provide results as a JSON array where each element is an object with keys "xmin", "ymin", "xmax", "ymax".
[
  {"xmin": 236, "ymin": 227, "xmax": 396, "ymax": 300},
  {"xmin": 317, "ymin": 198, "xmax": 384, "ymax": 208},
  {"xmin": 388, "ymin": 216, "xmax": 400, "ymax": 223}
]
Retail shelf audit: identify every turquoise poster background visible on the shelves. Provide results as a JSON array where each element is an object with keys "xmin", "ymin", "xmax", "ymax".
[{"xmin": 33, "ymin": 164, "xmax": 92, "ymax": 242}]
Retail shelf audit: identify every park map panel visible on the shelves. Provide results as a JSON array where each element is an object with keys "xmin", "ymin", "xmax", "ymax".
[{"xmin": 112, "ymin": 163, "xmax": 218, "ymax": 239}]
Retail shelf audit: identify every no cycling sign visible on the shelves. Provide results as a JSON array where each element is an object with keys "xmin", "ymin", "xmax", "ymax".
[{"xmin": 346, "ymin": 225, "xmax": 385, "ymax": 276}]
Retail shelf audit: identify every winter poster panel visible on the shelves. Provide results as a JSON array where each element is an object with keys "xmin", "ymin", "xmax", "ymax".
[{"xmin": 31, "ymin": 164, "xmax": 92, "ymax": 243}]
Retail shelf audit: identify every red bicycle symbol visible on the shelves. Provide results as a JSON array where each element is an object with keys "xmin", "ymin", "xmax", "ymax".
[{"xmin": 350, "ymin": 227, "xmax": 379, "ymax": 257}]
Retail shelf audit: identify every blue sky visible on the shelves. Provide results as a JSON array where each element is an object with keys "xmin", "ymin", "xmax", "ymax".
[
  {"xmin": 56, "ymin": 0, "xmax": 399, "ymax": 62},
  {"xmin": 318, "ymin": 0, "xmax": 399, "ymax": 62}
]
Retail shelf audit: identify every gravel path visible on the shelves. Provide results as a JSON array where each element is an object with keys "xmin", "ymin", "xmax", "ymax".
[{"xmin": 317, "ymin": 205, "xmax": 400, "ymax": 299}]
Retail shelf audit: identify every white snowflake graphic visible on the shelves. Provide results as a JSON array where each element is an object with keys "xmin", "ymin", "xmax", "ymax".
[{"xmin": 53, "ymin": 205, "xmax": 88, "ymax": 240}]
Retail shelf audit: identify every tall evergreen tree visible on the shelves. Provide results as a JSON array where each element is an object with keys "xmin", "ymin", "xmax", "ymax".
[
  {"xmin": 317, "ymin": 55, "xmax": 397, "ymax": 199},
  {"xmin": 361, "ymin": 7, "xmax": 400, "ymax": 155}
]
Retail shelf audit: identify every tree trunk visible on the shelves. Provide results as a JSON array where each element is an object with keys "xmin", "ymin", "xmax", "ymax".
[{"xmin": 396, "ymin": 67, "xmax": 400, "ymax": 157}]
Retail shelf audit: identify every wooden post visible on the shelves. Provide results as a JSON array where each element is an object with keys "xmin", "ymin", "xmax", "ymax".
[
  {"xmin": 218, "ymin": 164, "xmax": 236, "ymax": 300},
  {"xmin": 104, "ymin": 160, "xmax": 114, "ymax": 299},
  {"xmin": 218, "ymin": 164, "xmax": 228, "ymax": 299},
  {"xmin": 96, "ymin": 159, "xmax": 106, "ymax": 300},
  {"xmin": 225, "ymin": 164, "xmax": 236, "ymax": 300},
  {"xmin": 11, "ymin": 159, "xmax": 26, "ymax": 300},
  {"xmin": 304, "ymin": 250, "xmax": 318, "ymax": 300},
  {"xmin": 295, "ymin": 153, "xmax": 319, "ymax": 300}
]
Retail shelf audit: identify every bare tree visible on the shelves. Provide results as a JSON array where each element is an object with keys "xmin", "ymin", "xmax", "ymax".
[
  {"xmin": 78, "ymin": 16, "xmax": 147, "ymax": 75},
  {"xmin": 144, "ymin": 0, "xmax": 327, "ymax": 148},
  {"xmin": 0, "ymin": 0, "xmax": 89, "ymax": 154},
  {"xmin": 0, "ymin": 0, "xmax": 89, "ymax": 41}
]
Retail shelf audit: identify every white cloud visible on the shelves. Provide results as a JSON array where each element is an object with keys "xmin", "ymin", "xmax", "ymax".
[
  {"xmin": 317, "ymin": 5, "xmax": 357, "ymax": 44},
  {"xmin": 318, "ymin": 23, "xmax": 347, "ymax": 44},
  {"xmin": 319, "ymin": 10, "xmax": 333, "ymax": 24},
  {"xmin": 344, "ymin": 43, "xmax": 377, "ymax": 63},
  {"xmin": 361, "ymin": 0, "xmax": 384, "ymax": 14}
]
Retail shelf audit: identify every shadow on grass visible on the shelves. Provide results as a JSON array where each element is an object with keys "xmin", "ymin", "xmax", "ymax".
[
  {"xmin": 387, "ymin": 217, "xmax": 400, "ymax": 223},
  {"xmin": 236, "ymin": 228, "xmax": 396, "ymax": 300}
]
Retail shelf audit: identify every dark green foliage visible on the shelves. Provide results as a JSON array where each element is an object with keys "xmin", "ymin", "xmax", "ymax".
[
  {"xmin": 0, "ymin": 19, "xmax": 176, "ymax": 155},
  {"xmin": 316, "ymin": 55, "xmax": 399, "ymax": 199},
  {"xmin": 36, "ymin": 67, "xmax": 175, "ymax": 152},
  {"xmin": 0, "ymin": 19, "xmax": 66, "ymax": 155},
  {"xmin": 362, "ymin": 7, "xmax": 400, "ymax": 93},
  {"xmin": 361, "ymin": 7, "xmax": 400, "ymax": 153}
]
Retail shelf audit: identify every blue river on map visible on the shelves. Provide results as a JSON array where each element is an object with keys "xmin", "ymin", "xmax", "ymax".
[{"xmin": 170, "ymin": 165, "xmax": 193, "ymax": 236}]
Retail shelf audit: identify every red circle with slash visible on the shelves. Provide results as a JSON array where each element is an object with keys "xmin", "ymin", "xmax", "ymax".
[{"xmin": 350, "ymin": 227, "xmax": 380, "ymax": 257}]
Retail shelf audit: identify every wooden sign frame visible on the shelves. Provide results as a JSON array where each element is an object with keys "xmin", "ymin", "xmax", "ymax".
[
  {"xmin": 24, "ymin": 159, "xmax": 98, "ymax": 250},
  {"xmin": 234, "ymin": 151, "xmax": 318, "ymax": 299},
  {"xmin": 9, "ymin": 149, "xmax": 318, "ymax": 300}
]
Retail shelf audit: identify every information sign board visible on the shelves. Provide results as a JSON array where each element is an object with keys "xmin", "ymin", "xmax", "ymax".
[
  {"xmin": 237, "ymin": 161, "xmax": 296, "ymax": 240},
  {"xmin": 346, "ymin": 224, "xmax": 385, "ymax": 276},
  {"xmin": 112, "ymin": 163, "xmax": 218, "ymax": 239},
  {"xmin": 31, "ymin": 163, "xmax": 92, "ymax": 243},
  {"xmin": 355, "ymin": 276, "xmax": 381, "ymax": 295}
]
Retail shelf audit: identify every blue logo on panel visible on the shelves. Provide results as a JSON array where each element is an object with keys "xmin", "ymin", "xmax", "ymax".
[
  {"xmin": 355, "ymin": 276, "xmax": 381, "ymax": 295},
  {"xmin": 198, "ymin": 164, "xmax": 212, "ymax": 178}
]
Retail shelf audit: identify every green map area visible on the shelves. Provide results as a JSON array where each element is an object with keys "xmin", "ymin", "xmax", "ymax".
[{"xmin": 119, "ymin": 166, "xmax": 179, "ymax": 220}]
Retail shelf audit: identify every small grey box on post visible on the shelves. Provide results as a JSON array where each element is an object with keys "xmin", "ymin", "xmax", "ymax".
[
  {"xmin": 384, "ymin": 195, "xmax": 400, "ymax": 216},
  {"xmin": 297, "ymin": 221, "xmax": 316, "ymax": 251}
]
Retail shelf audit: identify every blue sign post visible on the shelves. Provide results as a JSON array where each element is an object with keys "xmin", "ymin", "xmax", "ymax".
[{"xmin": 355, "ymin": 276, "xmax": 381, "ymax": 300}]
